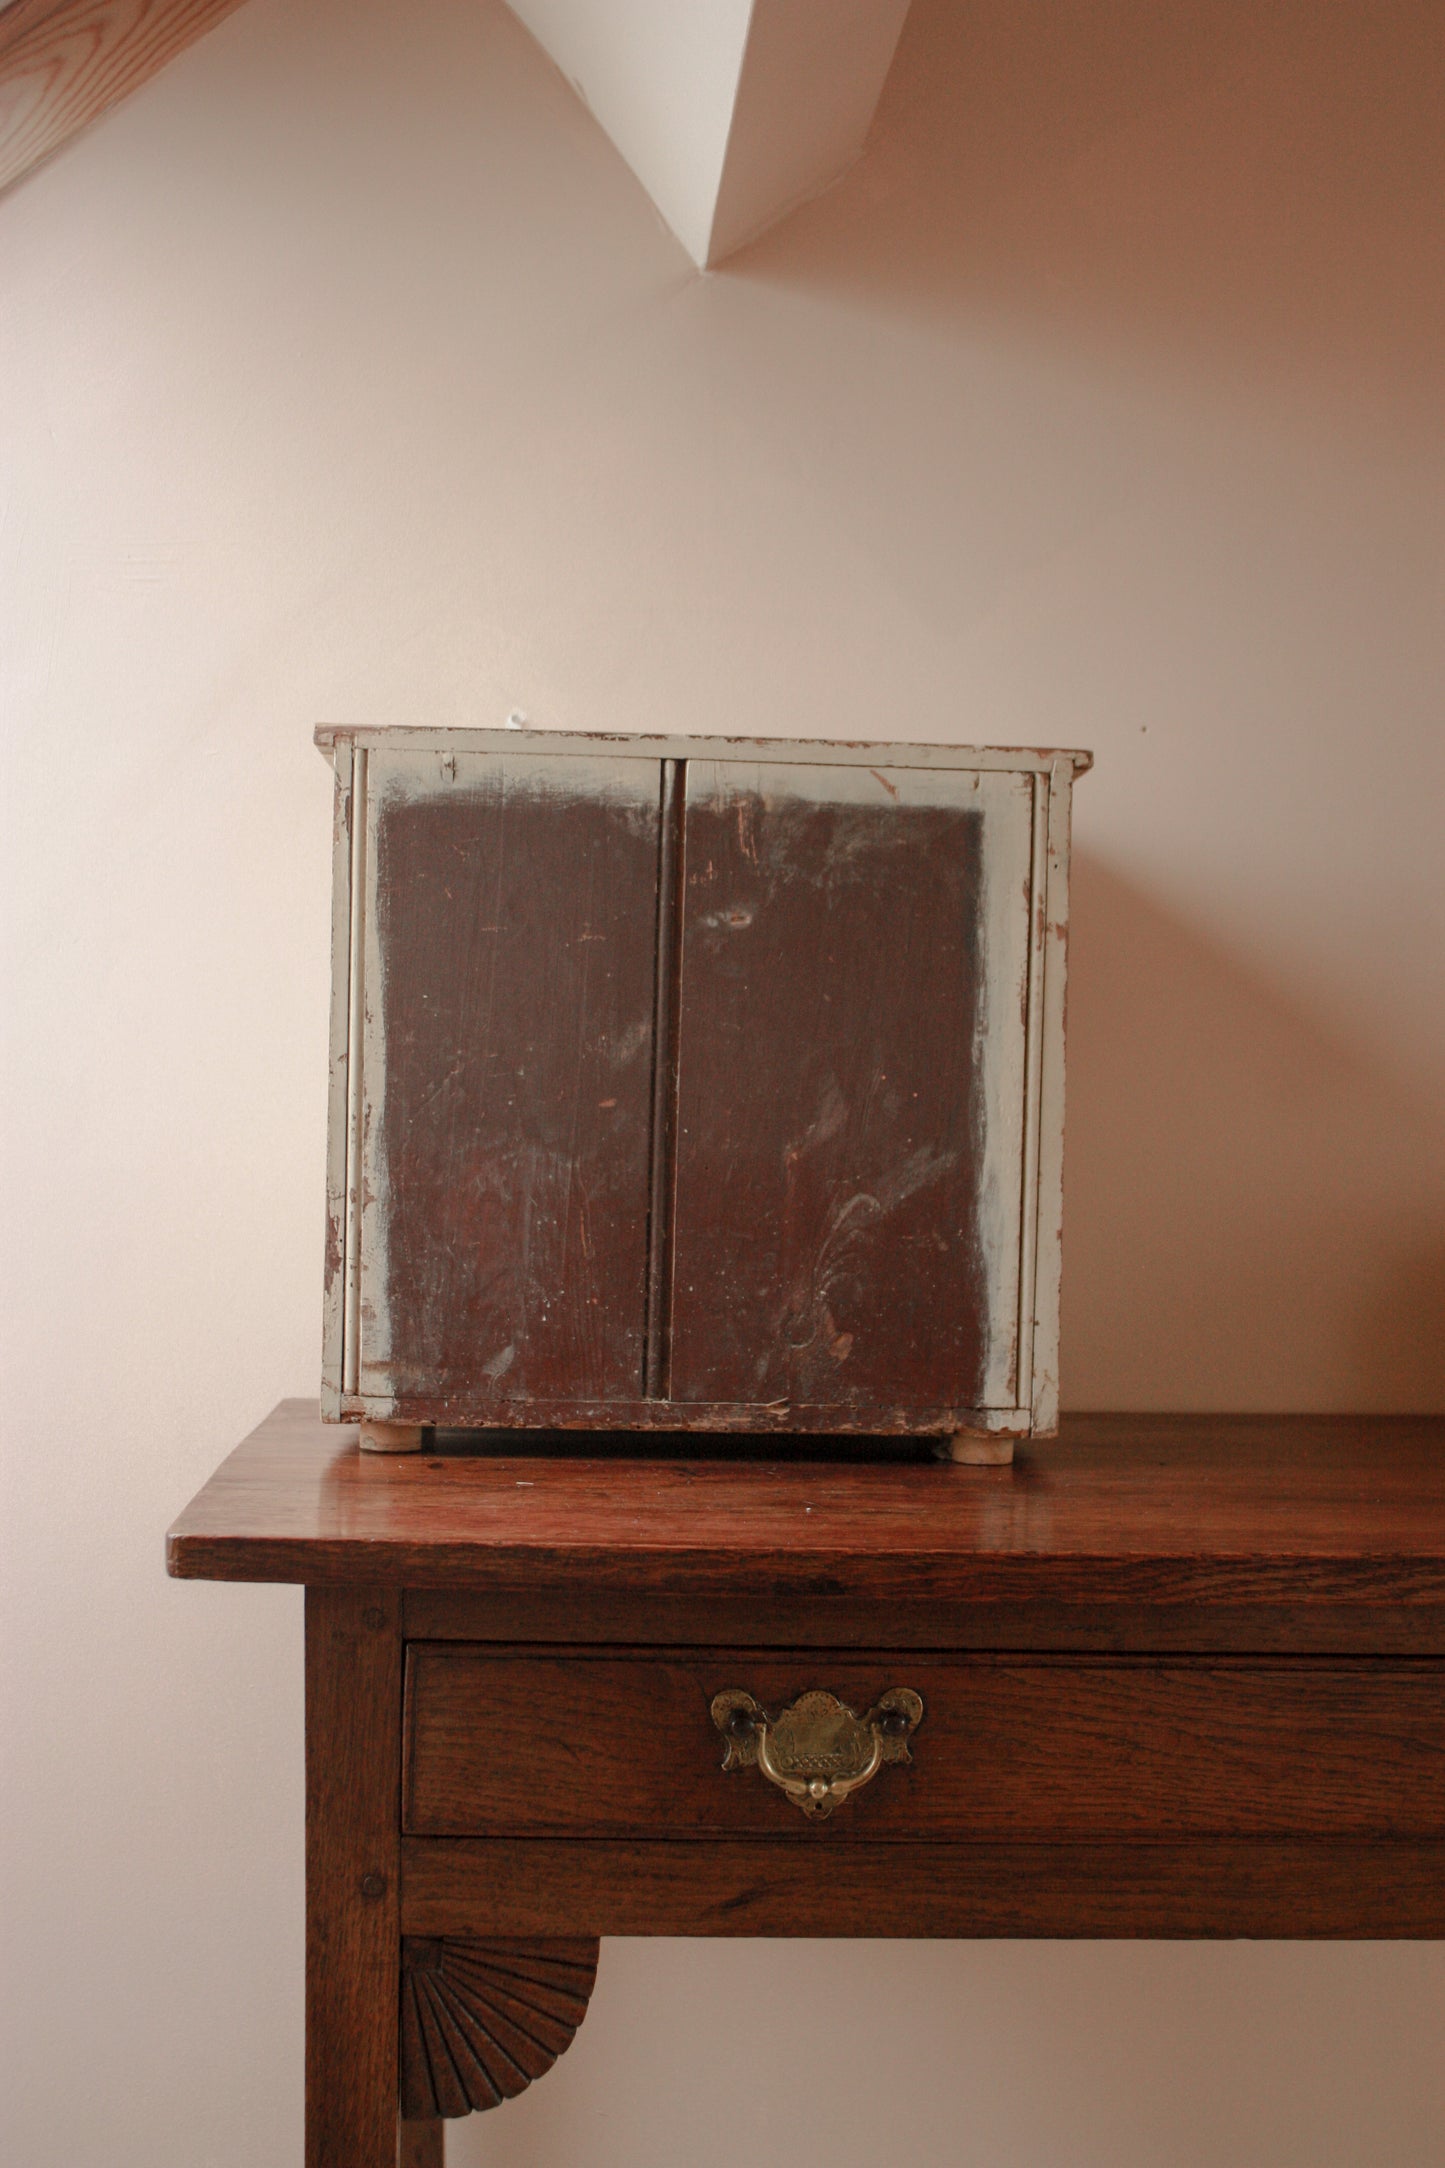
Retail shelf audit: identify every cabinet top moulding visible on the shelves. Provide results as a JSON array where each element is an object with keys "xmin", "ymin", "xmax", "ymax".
[{"xmin": 312, "ymin": 724, "xmax": 1094, "ymax": 775}]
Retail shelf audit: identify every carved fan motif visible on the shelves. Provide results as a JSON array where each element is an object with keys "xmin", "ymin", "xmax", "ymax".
[{"xmin": 400, "ymin": 1936, "xmax": 600, "ymax": 2120}]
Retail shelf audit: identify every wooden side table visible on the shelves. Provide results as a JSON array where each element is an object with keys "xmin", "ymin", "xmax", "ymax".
[{"xmin": 168, "ymin": 1404, "xmax": 1445, "ymax": 2167}]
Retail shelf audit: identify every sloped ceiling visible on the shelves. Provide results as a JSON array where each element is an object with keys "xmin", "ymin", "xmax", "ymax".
[
  {"xmin": 508, "ymin": 0, "xmax": 912, "ymax": 265},
  {"xmin": 0, "ymin": 0, "xmax": 910, "ymax": 260}
]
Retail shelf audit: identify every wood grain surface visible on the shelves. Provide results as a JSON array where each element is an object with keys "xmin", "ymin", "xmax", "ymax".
[
  {"xmin": 403, "ymin": 1648, "xmax": 1445, "ymax": 1839},
  {"xmin": 669, "ymin": 765, "xmax": 992, "ymax": 1408},
  {"xmin": 400, "ymin": 1835, "xmax": 1445, "ymax": 1939},
  {"xmin": 305, "ymin": 1587, "xmax": 403, "ymax": 2168},
  {"xmin": 170, "ymin": 1404, "xmax": 1445, "ymax": 1652},
  {"xmin": 400, "ymin": 1936, "xmax": 599, "ymax": 2119},
  {"xmin": 184, "ymin": 1403, "xmax": 1445, "ymax": 2035},
  {"xmin": 397, "ymin": 2122, "xmax": 442, "ymax": 2168},
  {"xmin": 0, "ymin": 0, "xmax": 244, "ymax": 193},
  {"xmin": 400, "ymin": 1584, "xmax": 1445, "ymax": 1655}
]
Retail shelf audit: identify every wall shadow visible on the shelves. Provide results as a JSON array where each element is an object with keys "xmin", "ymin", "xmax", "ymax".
[
  {"xmin": 457, "ymin": 1936, "xmax": 1445, "ymax": 2168},
  {"xmin": 727, "ymin": 0, "xmax": 1440, "ymax": 416},
  {"xmin": 1063, "ymin": 853, "xmax": 1445, "ymax": 1410}
]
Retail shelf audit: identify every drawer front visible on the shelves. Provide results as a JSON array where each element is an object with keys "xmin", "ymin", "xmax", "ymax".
[{"xmin": 402, "ymin": 1650, "xmax": 1445, "ymax": 1839}]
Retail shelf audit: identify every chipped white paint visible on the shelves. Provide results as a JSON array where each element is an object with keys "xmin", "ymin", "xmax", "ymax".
[
  {"xmin": 318, "ymin": 726, "xmax": 1088, "ymax": 1437},
  {"xmin": 684, "ymin": 758, "xmax": 1026, "ymax": 810},
  {"xmin": 320, "ymin": 739, "xmax": 354, "ymax": 1418},
  {"xmin": 975, "ymin": 769, "xmax": 1035, "ymax": 1408},
  {"xmin": 1025, "ymin": 757, "xmax": 1080, "ymax": 1436},
  {"xmin": 317, "ymin": 724, "xmax": 1092, "ymax": 779},
  {"xmin": 355, "ymin": 745, "xmax": 394, "ymax": 1412},
  {"xmin": 1012, "ymin": 770, "xmax": 1051, "ymax": 1411},
  {"xmin": 341, "ymin": 745, "xmax": 368, "ymax": 1399}
]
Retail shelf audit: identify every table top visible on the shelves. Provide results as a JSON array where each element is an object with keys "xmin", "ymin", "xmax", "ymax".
[{"xmin": 167, "ymin": 1402, "xmax": 1445, "ymax": 1621}]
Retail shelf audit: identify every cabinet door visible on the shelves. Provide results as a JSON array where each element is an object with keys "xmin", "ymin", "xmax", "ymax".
[
  {"xmin": 355, "ymin": 747, "xmax": 661, "ymax": 1408},
  {"xmin": 668, "ymin": 761, "xmax": 1034, "ymax": 1412}
]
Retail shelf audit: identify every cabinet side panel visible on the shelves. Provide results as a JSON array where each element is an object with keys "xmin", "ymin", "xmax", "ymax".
[
  {"xmin": 1026, "ymin": 759, "xmax": 1077, "ymax": 1434},
  {"xmin": 320, "ymin": 743, "xmax": 354, "ymax": 1414},
  {"xmin": 358, "ymin": 750, "xmax": 661, "ymax": 1407},
  {"xmin": 669, "ymin": 762, "xmax": 1030, "ymax": 1412}
]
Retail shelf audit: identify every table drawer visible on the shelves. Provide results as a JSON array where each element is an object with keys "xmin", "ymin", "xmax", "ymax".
[{"xmin": 402, "ymin": 1650, "xmax": 1445, "ymax": 1839}]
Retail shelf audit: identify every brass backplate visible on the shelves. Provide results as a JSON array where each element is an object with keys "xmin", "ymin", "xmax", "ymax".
[{"xmin": 710, "ymin": 1686, "xmax": 923, "ymax": 1818}]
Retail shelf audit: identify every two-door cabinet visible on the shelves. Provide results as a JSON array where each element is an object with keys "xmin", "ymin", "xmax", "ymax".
[{"xmin": 317, "ymin": 729, "xmax": 1091, "ymax": 1457}]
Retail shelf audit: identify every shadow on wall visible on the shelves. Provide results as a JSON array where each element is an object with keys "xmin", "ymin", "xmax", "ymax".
[
  {"xmin": 709, "ymin": 0, "xmax": 1445, "ymax": 1413},
  {"xmin": 452, "ymin": 1935, "xmax": 1445, "ymax": 2168},
  {"xmin": 730, "ymin": 0, "xmax": 1440, "ymax": 411},
  {"xmin": 1063, "ymin": 854, "xmax": 1445, "ymax": 1411}
]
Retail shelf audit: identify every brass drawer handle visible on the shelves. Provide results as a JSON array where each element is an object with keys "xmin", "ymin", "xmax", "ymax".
[{"xmin": 710, "ymin": 1687, "xmax": 923, "ymax": 1819}]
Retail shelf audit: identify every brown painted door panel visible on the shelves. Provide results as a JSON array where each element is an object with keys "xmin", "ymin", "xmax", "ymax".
[
  {"xmin": 358, "ymin": 751, "xmax": 661, "ymax": 1405},
  {"xmin": 668, "ymin": 762, "xmax": 1032, "ymax": 1409},
  {"xmin": 403, "ymin": 1649, "xmax": 1445, "ymax": 1839}
]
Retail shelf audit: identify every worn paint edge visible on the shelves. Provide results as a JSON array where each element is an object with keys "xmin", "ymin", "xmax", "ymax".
[
  {"xmin": 1027, "ymin": 758, "xmax": 1077, "ymax": 1436},
  {"xmin": 321, "ymin": 743, "xmax": 353, "ymax": 1417},
  {"xmin": 975, "ymin": 774, "xmax": 1034, "ymax": 1408},
  {"xmin": 341, "ymin": 746, "xmax": 369, "ymax": 1399},
  {"xmin": 1012, "ymin": 773, "xmax": 1052, "ymax": 1409},
  {"xmin": 356, "ymin": 748, "xmax": 399, "ymax": 1415},
  {"xmin": 643, "ymin": 758, "xmax": 685, "ymax": 1398},
  {"xmin": 323, "ymin": 1394, "xmax": 1033, "ymax": 1435},
  {"xmin": 315, "ymin": 725, "xmax": 1092, "ymax": 776}
]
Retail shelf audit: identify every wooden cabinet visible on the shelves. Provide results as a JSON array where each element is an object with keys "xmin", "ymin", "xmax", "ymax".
[{"xmin": 318, "ymin": 728, "xmax": 1090, "ymax": 1450}]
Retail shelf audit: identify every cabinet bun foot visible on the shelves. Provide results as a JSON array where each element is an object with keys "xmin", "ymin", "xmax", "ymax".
[
  {"xmin": 358, "ymin": 1421, "xmax": 425, "ymax": 1454},
  {"xmin": 942, "ymin": 1432, "xmax": 1016, "ymax": 1466}
]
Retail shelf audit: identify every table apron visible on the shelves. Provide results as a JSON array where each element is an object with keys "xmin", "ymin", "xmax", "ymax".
[{"xmin": 399, "ymin": 1836, "xmax": 1445, "ymax": 1939}]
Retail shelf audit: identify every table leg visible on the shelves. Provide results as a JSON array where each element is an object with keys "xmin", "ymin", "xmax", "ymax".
[
  {"xmin": 399, "ymin": 2120, "xmax": 444, "ymax": 2167},
  {"xmin": 306, "ymin": 1586, "xmax": 404, "ymax": 2168}
]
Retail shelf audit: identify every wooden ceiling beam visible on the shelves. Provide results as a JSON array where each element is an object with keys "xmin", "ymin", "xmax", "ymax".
[{"xmin": 0, "ymin": 0, "xmax": 248, "ymax": 196}]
